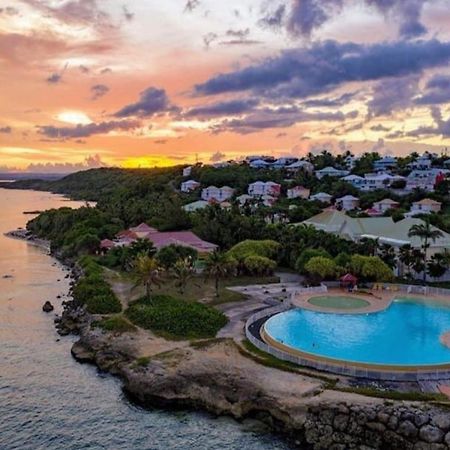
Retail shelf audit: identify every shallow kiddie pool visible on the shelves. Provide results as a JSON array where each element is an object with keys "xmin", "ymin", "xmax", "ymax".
[
  {"xmin": 308, "ymin": 295, "xmax": 370, "ymax": 310},
  {"xmin": 264, "ymin": 298, "xmax": 450, "ymax": 367}
]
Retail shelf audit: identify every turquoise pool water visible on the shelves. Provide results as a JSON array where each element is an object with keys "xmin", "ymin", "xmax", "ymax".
[{"xmin": 264, "ymin": 299, "xmax": 450, "ymax": 367}]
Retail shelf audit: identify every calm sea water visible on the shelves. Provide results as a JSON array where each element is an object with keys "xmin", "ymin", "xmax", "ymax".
[{"xmin": 0, "ymin": 188, "xmax": 290, "ymax": 450}]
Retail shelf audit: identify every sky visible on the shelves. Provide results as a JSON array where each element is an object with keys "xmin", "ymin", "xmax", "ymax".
[{"xmin": 1, "ymin": 0, "xmax": 450, "ymax": 172}]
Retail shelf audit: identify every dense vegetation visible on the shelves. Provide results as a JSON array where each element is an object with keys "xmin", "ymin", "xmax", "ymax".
[
  {"xmin": 72, "ymin": 257, "xmax": 122, "ymax": 314},
  {"xmin": 126, "ymin": 295, "xmax": 228, "ymax": 339}
]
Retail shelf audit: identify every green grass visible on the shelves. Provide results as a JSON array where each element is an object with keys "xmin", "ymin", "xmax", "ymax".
[
  {"xmin": 133, "ymin": 356, "xmax": 151, "ymax": 368},
  {"xmin": 335, "ymin": 386, "xmax": 447, "ymax": 402},
  {"xmin": 93, "ymin": 315, "xmax": 137, "ymax": 333},
  {"xmin": 126, "ymin": 295, "xmax": 228, "ymax": 340}
]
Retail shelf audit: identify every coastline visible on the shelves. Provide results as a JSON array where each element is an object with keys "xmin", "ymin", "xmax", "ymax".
[{"xmin": 7, "ymin": 230, "xmax": 450, "ymax": 449}]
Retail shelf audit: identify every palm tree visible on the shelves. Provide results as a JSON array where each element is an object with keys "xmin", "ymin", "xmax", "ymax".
[
  {"xmin": 172, "ymin": 257, "xmax": 195, "ymax": 294},
  {"xmin": 427, "ymin": 253, "xmax": 450, "ymax": 280},
  {"xmin": 133, "ymin": 254, "xmax": 162, "ymax": 300},
  {"xmin": 204, "ymin": 250, "xmax": 233, "ymax": 297},
  {"xmin": 408, "ymin": 220, "xmax": 444, "ymax": 283},
  {"xmin": 399, "ymin": 244, "xmax": 414, "ymax": 278},
  {"xmin": 379, "ymin": 243, "xmax": 397, "ymax": 269},
  {"xmin": 360, "ymin": 237, "xmax": 379, "ymax": 257}
]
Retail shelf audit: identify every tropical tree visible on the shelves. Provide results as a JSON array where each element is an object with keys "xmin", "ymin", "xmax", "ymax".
[
  {"xmin": 359, "ymin": 237, "xmax": 379, "ymax": 257},
  {"xmin": 172, "ymin": 257, "xmax": 195, "ymax": 294},
  {"xmin": 204, "ymin": 250, "xmax": 236, "ymax": 297},
  {"xmin": 304, "ymin": 256, "xmax": 336, "ymax": 284},
  {"xmin": 378, "ymin": 244, "xmax": 397, "ymax": 269},
  {"xmin": 133, "ymin": 254, "xmax": 162, "ymax": 300},
  {"xmin": 399, "ymin": 244, "xmax": 414, "ymax": 278},
  {"xmin": 408, "ymin": 220, "xmax": 444, "ymax": 283},
  {"xmin": 427, "ymin": 253, "xmax": 450, "ymax": 280}
]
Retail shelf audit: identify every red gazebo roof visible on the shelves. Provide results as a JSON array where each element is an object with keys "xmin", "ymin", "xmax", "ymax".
[{"xmin": 340, "ymin": 273, "xmax": 358, "ymax": 283}]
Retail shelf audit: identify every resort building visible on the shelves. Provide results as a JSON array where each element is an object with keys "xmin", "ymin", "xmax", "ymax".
[
  {"xmin": 406, "ymin": 198, "xmax": 442, "ymax": 217},
  {"xmin": 315, "ymin": 166, "xmax": 349, "ymax": 179},
  {"xmin": 344, "ymin": 173, "xmax": 405, "ymax": 191},
  {"xmin": 249, "ymin": 159, "xmax": 271, "ymax": 169},
  {"xmin": 180, "ymin": 180, "xmax": 200, "ymax": 193},
  {"xmin": 408, "ymin": 155, "xmax": 432, "ymax": 170},
  {"xmin": 372, "ymin": 198, "xmax": 400, "ymax": 214},
  {"xmin": 201, "ymin": 186, "xmax": 235, "ymax": 202},
  {"xmin": 104, "ymin": 223, "xmax": 218, "ymax": 254},
  {"xmin": 310, "ymin": 192, "xmax": 333, "ymax": 204},
  {"xmin": 335, "ymin": 195, "xmax": 359, "ymax": 211},
  {"xmin": 287, "ymin": 186, "xmax": 310, "ymax": 200},
  {"xmin": 272, "ymin": 157, "xmax": 298, "ymax": 169},
  {"xmin": 373, "ymin": 156, "xmax": 397, "ymax": 172},
  {"xmin": 406, "ymin": 169, "xmax": 449, "ymax": 192},
  {"xmin": 302, "ymin": 210, "xmax": 450, "ymax": 253},
  {"xmin": 248, "ymin": 181, "xmax": 281, "ymax": 197},
  {"xmin": 183, "ymin": 200, "xmax": 209, "ymax": 212}
]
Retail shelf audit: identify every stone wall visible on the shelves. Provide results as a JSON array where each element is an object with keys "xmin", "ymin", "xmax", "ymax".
[{"xmin": 304, "ymin": 402, "xmax": 450, "ymax": 449}]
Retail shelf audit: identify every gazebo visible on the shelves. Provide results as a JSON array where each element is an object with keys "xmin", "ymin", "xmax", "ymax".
[{"xmin": 340, "ymin": 273, "xmax": 358, "ymax": 289}]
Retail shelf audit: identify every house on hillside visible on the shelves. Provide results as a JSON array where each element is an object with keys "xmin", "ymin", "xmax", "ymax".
[
  {"xmin": 272, "ymin": 157, "xmax": 298, "ymax": 169},
  {"xmin": 248, "ymin": 181, "xmax": 281, "ymax": 197},
  {"xmin": 408, "ymin": 155, "xmax": 432, "ymax": 170},
  {"xmin": 406, "ymin": 169, "xmax": 449, "ymax": 192},
  {"xmin": 373, "ymin": 198, "xmax": 400, "ymax": 214},
  {"xmin": 249, "ymin": 159, "xmax": 271, "ymax": 169},
  {"xmin": 201, "ymin": 186, "xmax": 234, "ymax": 202},
  {"xmin": 286, "ymin": 160, "xmax": 314, "ymax": 173},
  {"xmin": 406, "ymin": 198, "xmax": 442, "ymax": 217},
  {"xmin": 183, "ymin": 166, "xmax": 192, "ymax": 177},
  {"xmin": 183, "ymin": 200, "xmax": 209, "ymax": 212},
  {"xmin": 310, "ymin": 192, "xmax": 333, "ymax": 204},
  {"xmin": 315, "ymin": 166, "xmax": 349, "ymax": 179},
  {"xmin": 335, "ymin": 195, "xmax": 359, "ymax": 211},
  {"xmin": 373, "ymin": 156, "xmax": 397, "ymax": 172},
  {"xmin": 236, "ymin": 194, "xmax": 253, "ymax": 205},
  {"xmin": 181, "ymin": 180, "xmax": 200, "ymax": 193},
  {"xmin": 287, "ymin": 186, "xmax": 310, "ymax": 199}
]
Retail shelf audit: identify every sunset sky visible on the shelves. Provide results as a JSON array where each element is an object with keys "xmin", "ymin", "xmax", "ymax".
[{"xmin": 1, "ymin": 0, "xmax": 450, "ymax": 172}]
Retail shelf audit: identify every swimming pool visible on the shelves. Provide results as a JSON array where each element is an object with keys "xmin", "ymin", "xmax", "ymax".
[
  {"xmin": 264, "ymin": 298, "xmax": 450, "ymax": 367},
  {"xmin": 308, "ymin": 295, "xmax": 370, "ymax": 310}
]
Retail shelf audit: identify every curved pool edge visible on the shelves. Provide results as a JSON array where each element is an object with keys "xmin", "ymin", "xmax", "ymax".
[{"xmin": 245, "ymin": 306, "xmax": 450, "ymax": 382}]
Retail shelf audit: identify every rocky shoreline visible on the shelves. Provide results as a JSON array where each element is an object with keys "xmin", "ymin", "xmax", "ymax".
[{"xmin": 8, "ymin": 229, "xmax": 450, "ymax": 449}]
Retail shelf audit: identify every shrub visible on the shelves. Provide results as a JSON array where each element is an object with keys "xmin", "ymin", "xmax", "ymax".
[
  {"xmin": 304, "ymin": 256, "xmax": 336, "ymax": 283},
  {"xmin": 227, "ymin": 239, "xmax": 280, "ymax": 261},
  {"xmin": 295, "ymin": 248, "xmax": 331, "ymax": 274},
  {"xmin": 349, "ymin": 255, "xmax": 394, "ymax": 282},
  {"xmin": 126, "ymin": 295, "xmax": 228, "ymax": 339},
  {"xmin": 243, "ymin": 255, "xmax": 277, "ymax": 276},
  {"xmin": 93, "ymin": 315, "xmax": 136, "ymax": 333},
  {"xmin": 156, "ymin": 244, "xmax": 198, "ymax": 269}
]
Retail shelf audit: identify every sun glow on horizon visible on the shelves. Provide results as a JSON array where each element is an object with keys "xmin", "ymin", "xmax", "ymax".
[{"xmin": 121, "ymin": 156, "xmax": 186, "ymax": 169}]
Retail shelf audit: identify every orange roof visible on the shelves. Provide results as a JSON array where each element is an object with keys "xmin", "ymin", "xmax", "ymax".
[{"xmin": 415, "ymin": 198, "xmax": 441, "ymax": 205}]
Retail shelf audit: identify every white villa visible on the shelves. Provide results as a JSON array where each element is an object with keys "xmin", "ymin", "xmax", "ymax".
[
  {"xmin": 310, "ymin": 192, "xmax": 332, "ymax": 204},
  {"xmin": 372, "ymin": 198, "xmax": 400, "ymax": 214},
  {"xmin": 408, "ymin": 155, "xmax": 432, "ymax": 170},
  {"xmin": 183, "ymin": 200, "xmax": 209, "ymax": 212},
  {"xmin": 248, "ymin": 181, "xmax": 281, "ymax": 197},
  {"xmin": 344, "ymin": 173, "xmax": 405, "ymax": 191},
  {"xmin": 201, "ymin": 186, "xmax": 235, "ymax": 202},
  {"xmin": 336, "ymin": 195, "xmax": 360, "ymax": 211},
  {"xmin": 181, "ymin": 180, "xmax": 200, "ymax": 193},
  {"xmin": 183, "ymin": 166, "xmax": 193, "ymax": 177},
  {"xmin": 406, "ymin": 198, "xmax": 442, "ymax": 217},
  {"xmin": 287, "ymin": 186, "xmax": 310, "ymax": 199},
  {"xmin": 406, "ymin": 169, "xmax": 448, "ymax": 192},
  {"xmin": 373, "ymin": 156, "xmax": 397, "ymax": 172},
  {"xmin": 315, "ymin": 166, "xmax": 349, "ymax": 179},
  {"xmin": 286, "ymin": 160, "xmax": 315, "ymax": 173},
  {"xmin": 249, "ymin": 159, "xmax": 271, "ymax": 169}
]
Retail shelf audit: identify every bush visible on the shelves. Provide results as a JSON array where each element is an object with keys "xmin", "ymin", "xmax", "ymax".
[
  {"xmin": 93, "ymin": 315, "xmax": 136, "ymax": 333},
  {"xmin": 227, "ymin": 239, "xmax": 280, "ymax": 260},
  {"xmin": 243, "ymin": 255, "xmax": 277, "ymax": 276},
  {"xmin": 156, "ymin": 244, "xmax": 198, "ymax": 269},
  {"xmin": 73, "ymin": 258, "xmax": 122, "ymax": 314},
  {"xmin": 126, "ymin": 295, "xmax": 228, "ymax": 339},
  {"xmin": 349, "ymin": 255, "xmax": 394, "ymax": 282},
  {"xmin": 295, "ymin": 248, "xmax": 331, "ymax": 274},
  {"xmin": 304, "ymin": 256, "xmax": 336, "ymax": 283}
]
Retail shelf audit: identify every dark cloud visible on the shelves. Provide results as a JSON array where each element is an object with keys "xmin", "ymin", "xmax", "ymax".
[
  {"xmin": 407, "ymin": 107, "xmax": 450, "ymax": 138},
  {"xmin": 195, "ymin": 39, "xmax": 450, "ymax": 101},
  {"xmin": 91, "ymin": 84, "xmax": 110, "ymax": 100},
  {"xmin": 210, "ymin": 106, "xmax": 357, "ymax": 134},
  {"xmin": 225, "ymin": 28, "xmax": 250, "ymax": 40},
  {"xmin": 184, "ymin": 98, "xmax": 259, "ymax": 118},
  {"xmin": 184, "ymin": 0, "xmax": 200, "ymax": 13},
  {"xmin": 46, "ymin": 73, "xmax": 63, "ymax": 84},
  {"xmin": 0, "ymin": 6, "xmax": 19, "ymax": 15},
  {"xmin": 26, "ymin": 154, "xmax": 107, "ymax": 174},
  {"xmin": 259, "ymin": 4, "xmax": 286, "ymax": 29},
  {"xmin": 283, "ymin": 0, "xmax": 428, "ymax": 39},
  {"xmin": 0, "ymin": 126, "xmax": 12, "ymax": 134},
  {"xmin": 114, "ymin": 87, "xmax": 178, "ymax": 118},
  {"xmin": 210, "ymin": 151, "xmax": 226, "ymax": 162},
  {"xmin": 302, "ymin": 92, "xmax": 356, "ymax": 108},
  {"xmin": 203, "ymin": 32, "xmax": 218, "ymax": 49},
  {"xmin": 367, "ymin": 75, "xmax": 420, "ymax": 118},
  {"xmin": 415, "ymin": 75, "xmax": 450, "ymax": 105},
  {"xmin": 370, "ymin": 124, "xmax": 391, "ymax": 132},
  {"xmin": 122, "ymin": 5, "xmax": 134, "ymax": 21},
  {"xmin": 38, "ymin": 119, "xmax": 140, "ymax": 139}
]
